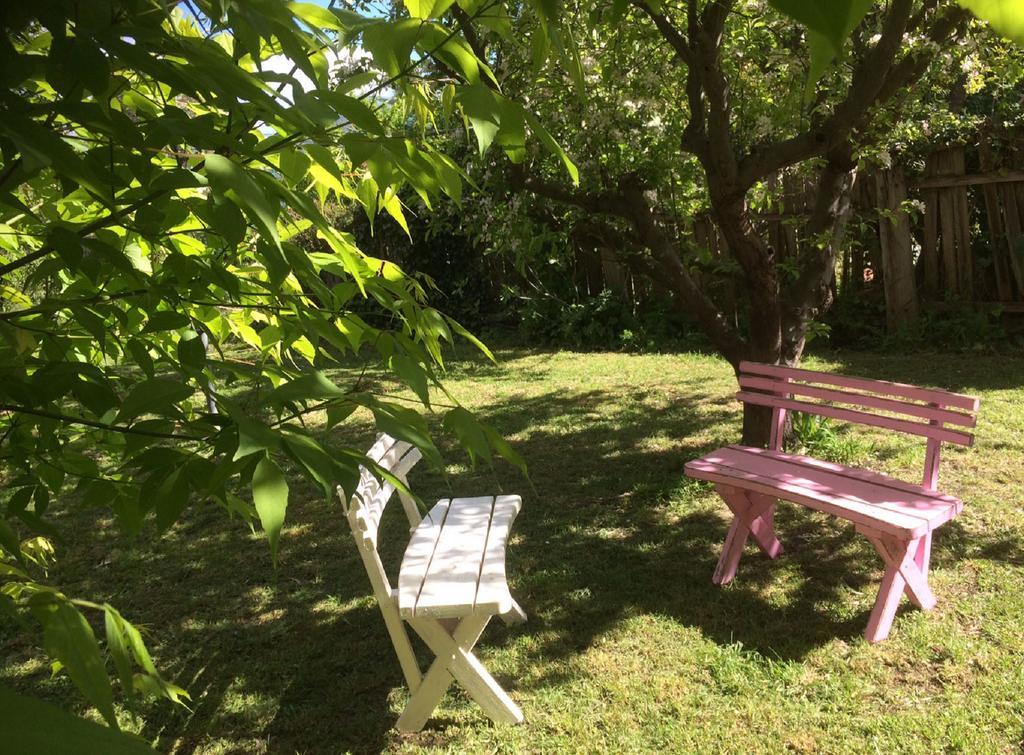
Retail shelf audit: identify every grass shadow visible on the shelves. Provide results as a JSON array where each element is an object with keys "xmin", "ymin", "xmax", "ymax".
[{"xmin": 3, "ymin": 348, "xmax": 1022, "ymax": 751}]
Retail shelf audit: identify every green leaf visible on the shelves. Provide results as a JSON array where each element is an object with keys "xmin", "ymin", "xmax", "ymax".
[
  {"xmin": 391, "ymin": 354, "xmax": 432, "ymax": 407},
  {"xmin": 444, "ymin": 314, "xmax": 495, "ymax": 362},
  {"xmin": 288, "ymin": 2, "xmax": 347, "ymax": 31},
  {"xmin": 0, "ymin": 516, "xmax": 22, "ymax": 563},
  {"xmin": 281, "ymin": 431, "xmax": 338, "ymax": 495},
  {"xmin": 323, "ymin": 93, "xmax": 386, "ymax": 136},
  {"xmin": 361, "ymin": 19, "xmax": 423, "ymax": 77},
  {"xmin": 959, "ymin": 0, "xmax": 1024, "ymax": 44},
  {"xmin": 252, "ymin": 456, "xmax": 289, "ymax": 565},
  {"xmin": 419, "ymin": 23, "xmax": 481, "ymax": 84},
  {"xmin": 443, "ymin": 406, "xmax": 492, "ymax": 466},
  {"xmin": 769, "ymin": 0, "xmax": 874, "ymax": 93},
  {"xmin": 153, "ymin": 468, "xmax": 191, "ymax": 532},
  {"xmin": 142, "ymin": 310, "xmax": 190, "ymax": 333},
  {"xmin": 356, "ymin": 175, "xmax": 379, "ymax": 229},
  {"xmin": 269, "ymin": 371, "xmax": 347, "ymax": 406},
  {"xmin": 482, "ymin": 423, "xmax": 528, "ymax": 475},
  {"xmin": 362, "ymin": 399, "xmax": 442, "ymax": 467},
  {"xmin": 337, "ymin": 71, "xmax": 378, "ymax": 95},
  {"xmin": 116, "ymin": 379, "xmax": 193, "ymax": 423},
  {"xmin": 104, "ymin": 610, "xmax": 135, "ymax": 706},
  {"xmin": 233, "ymin": 415, "xmax": 281, "ymax": 461},
  {"xmin": 381, "ymin": 190, "xmax": 411, "ymax": 239},
  {"xmin": 125, "ymin": 340, "xmax": 155, "ymax": 379},
  {"xmin": 0, "ymin": 111, "xmax": 114, "ymax": 207},
  {"xmin": 0, "ymin": 685, "xmax": 155, "ymax": 753},
  {"xmin": 278, "ymin": 148, "xmax": 311, "ymax": 187},
  {"xmin": 404, "ymin": 0, "xmax": 455, "ymax": 19},
  {"xmin": 177, "ymin": 331, "xmax": 207, "ymax": 372},
  {"xmin": 32, "ymin": 598, "xmax": 118, "ymax": 728},
  {"xmin": 456, "ymin": 84, "xmax": 501, "ymax": 156},
  {"xmin": 524, "ymin": 109, "xmax": 579, "ymax": 184},
  {"xmin": 204, "ymin": 154, "xmax": 280, "ymax": 249}
]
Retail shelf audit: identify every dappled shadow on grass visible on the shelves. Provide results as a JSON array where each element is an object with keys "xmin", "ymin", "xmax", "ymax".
[
  {"xmin": 446, "ymin": 389, "xmax": 876, "ymax": 668},
  {"xmin": 932, "ymin": 518, "xmax": 1024, "ymax": 568},
  {"xmin": 129, "ymin": 499, "xmax": 416, "ymax": 753},
  {"xmin": 809, "ymin": 349, "xmax": 1024, "ymax": 393},
  {"xmin": 5, "ymin": 350, "xmax": 1023, "ymax": 752}
]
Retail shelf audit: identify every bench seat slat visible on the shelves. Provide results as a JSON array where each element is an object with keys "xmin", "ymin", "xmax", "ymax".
[
  {"xmin": 474, "ymin": 495, "xmax": 522, "ymax": 616},
  {"xmin": 685, "ymin": 446, "xmax": 962, "ymax": 538},
  {"xmin": 737, "ymin": 391, "xmax": 974, "ymax": 446},
  {"xmin": 397, "ymin": 499, "xmax": 451, "ymax": 617},
  {"xmin": 729, "ymin": 446, "xmax": 960, "ymax": 504},
  {"xmin": 739, "ymin": 360, "xmax": 980, "ymax": 411},
  {"xmin": 737, "ymin": 375, "xmax": 977, "ymax": 428},
  {"xmin": 400, "ymin": 496, "xmax": 497, "ymax": 619}
]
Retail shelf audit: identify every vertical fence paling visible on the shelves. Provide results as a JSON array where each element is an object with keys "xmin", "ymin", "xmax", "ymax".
[
  {"xmin": 570, "ymin": 139, "xmax": 1024, "ymax": 326},
  {"xmin": 875, "ymin": 168, "xmax": 919, "ymax": 331}
]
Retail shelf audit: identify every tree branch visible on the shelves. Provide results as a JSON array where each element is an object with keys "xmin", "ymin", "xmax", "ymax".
[
  {"xmin": 451, "ymin": 4, "xmax": 487, "ymax": 60},
  {"xmin": 736, "ymin": 0, "xmax": 916, "ymax": 189},
  {"xmin": 0, "ymin": 404, "xmax": 207, "ymax": 440},
  {"xmin": 511, "ymin": 166, "xmax": 747, "ymax": 363},
  {"xmin": 631, "ymin": 0, "xmax": 694, "ymax": 66}
]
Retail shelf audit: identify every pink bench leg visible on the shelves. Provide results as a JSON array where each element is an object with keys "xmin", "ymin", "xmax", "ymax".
[
  {"xmin": 747, "ymin": 494, "xmax": 784, "ymax": 559},
  {"xmin": 860, "ymin": 528, "xmax": 937, "ymax": 643},
  {"xmin": 712, "ymin": 485, "xmax": 783, "ymax": 585}
]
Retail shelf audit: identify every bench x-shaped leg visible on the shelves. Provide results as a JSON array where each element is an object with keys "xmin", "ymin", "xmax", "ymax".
[
  {"xmin": 858, "ymin": 527, "xmax": 937, "ymax": 643},
  {"xmin": 396, "ymin": 613, "xmax": 523, "ymax": 732},
  {"xmin": 712, "ymin": 485, "xmax": 784, "ymax": 585}
]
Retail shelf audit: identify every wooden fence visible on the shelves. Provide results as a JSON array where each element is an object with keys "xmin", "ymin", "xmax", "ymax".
[{"xmin": 573, "ymin": 138, "xmax": 1024, "ymax": 332}]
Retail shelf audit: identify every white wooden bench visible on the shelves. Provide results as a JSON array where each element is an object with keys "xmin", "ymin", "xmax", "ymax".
[
  {"xmin": 339, "ymin": 434, "xmax": 526, "ymax": 732},
  {"xmin": 686, "ymin": 361, "xmax": 980, "ymax": 643}
]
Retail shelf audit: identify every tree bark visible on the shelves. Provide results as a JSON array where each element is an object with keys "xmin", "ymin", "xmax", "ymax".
[{"xmin": 506, "ymin": 1, "xmax": 970, "ymax": 449}]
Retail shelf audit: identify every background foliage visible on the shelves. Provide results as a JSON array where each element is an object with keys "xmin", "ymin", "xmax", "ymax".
[
  {"xmin": 1, "ymin": 0, "xmax": 1023, "ymax": 744},
  {"xmin": 0, "ymin": 0, "xmax": 577, "ymax": 737}
]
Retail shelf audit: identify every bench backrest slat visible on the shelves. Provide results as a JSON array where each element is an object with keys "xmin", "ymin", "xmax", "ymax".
[
  {"xmin": 737, "ymin": 391, "xmax": 974, "ymax": 446},
  {"xmin": 738, "ymin": 375, "xmax": 977, "ymax": 428},
  {"xmin": 737, "ymin": 362, "xmax": 980, "ymax": 490},
  {"xmin": 339, "ymin": 433, "xmax": 424, "ymax": 565},
  {"xmin": 740, "ymin": 361, "xmax": 980, "ymax": 412},
  {"xmin": 339, "ymin": 434, "xmax": 426, "ymax": 693}
]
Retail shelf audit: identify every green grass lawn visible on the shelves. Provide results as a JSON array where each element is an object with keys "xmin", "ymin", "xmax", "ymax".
[{"xmin": 3, "ymin": 346, "xmax": 1024, "ymax": 753}]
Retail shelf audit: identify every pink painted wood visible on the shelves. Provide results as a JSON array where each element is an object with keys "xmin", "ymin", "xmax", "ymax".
[
  {"xmin": 739, "ymin": 361, "xmax": 980, "ymax": 411},
  {"xmin": 711, "ymin": 484, "xmax": 783, "ymax": 585},
  {"xmin": 686, "ymin": 446, "xmax": 961, "ymax": 539},
  {"xmin": 737, "ymin": 375, "xmax": 977, "ymax": 427},
  {"xmin": 687, "ymin": 362, "xmax": 980, "ymax": 643},
  {"xmin": 737, "ymin": 391, "xmax": 974, "ymax": 446}
]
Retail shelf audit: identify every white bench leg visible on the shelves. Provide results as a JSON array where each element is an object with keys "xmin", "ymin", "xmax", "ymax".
[
  {"xmin": 501, "ymin": 600, "xmax": 528, "ymax": 625},
  {"xmin": 396, "ymin": 614, "xmax": 523, "ymax": 732}
]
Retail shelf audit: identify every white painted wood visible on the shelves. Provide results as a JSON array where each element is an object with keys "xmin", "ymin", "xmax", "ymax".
[
  {"xmin": 475, "ymin": 495, "xmax": 522, "ymax": 615},
  {"xmin": 392, "ymin": 449, "xmax": 424, "ymax": 528},
  {"xmin": 366, "ymin": 433, "xmax": 407, "ymax": 465},
  {"xmin": 343, "ymin": 436, "xmax": 525, "ymax": 731},
  {"xmin": 397, "ymin": 499, "xmax": 451, "ymax": 618},
  {"xmin": 395, "ymin": 614, "xmax": 490, "ymax": 732},
  {"xmin": 410, "ymin": 496, "xmax": 496, "ymax": 619},
  {"xmin": 407, "ymin": 616, "xmax": 523, "ymax": 726},
  {"xmin": 340, "ymin": 489, "xmax": 421, "ymax": 691},
  {"xmin": 361, "ymin": 442, "xmax": 415, "ymax": 530},
  {"xmin": 501, "ymin": 600, "xmax": 528, "ymax": 625}
]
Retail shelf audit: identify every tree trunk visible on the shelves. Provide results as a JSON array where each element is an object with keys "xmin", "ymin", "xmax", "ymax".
[{"xmin": 741, "ymin": 402, "xmax": 774, "ymax": 448}]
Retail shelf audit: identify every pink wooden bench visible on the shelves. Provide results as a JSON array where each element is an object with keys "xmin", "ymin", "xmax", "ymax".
[{"xmin": 685, "ymin": 361, "xmax": 980, "ymax": 643}]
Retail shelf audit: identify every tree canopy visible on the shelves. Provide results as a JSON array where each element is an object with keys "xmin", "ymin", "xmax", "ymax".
[
  {"xmin": 0, "ymin": 0, "xmax": 1021, "ymax": 743},
  {"xmin": 0, "ymin": 0, "xmax": 576, "ymax": 737}
]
